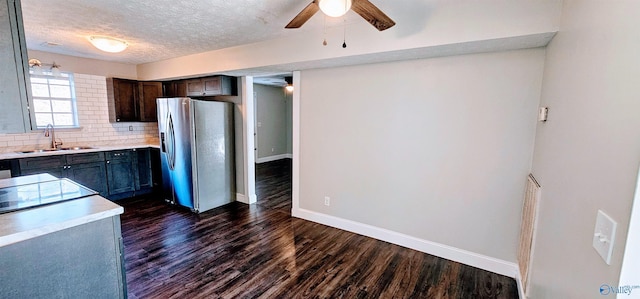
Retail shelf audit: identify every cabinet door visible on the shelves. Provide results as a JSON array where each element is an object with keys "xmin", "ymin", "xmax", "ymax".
[
  {"xmin": 18, "ymin": 155, "xmax": 66, "ymax": 178},
  {"xmin": 66, "ymin": 162, "xmax": 108, "ymax": 196},
  {"xmin": 111, "ymin": 78, "xmax": 138, "ymax": 122},
  {"xmin": 202, "ymin": 77, "xmax": 221, "ymax": 96},
  {"xmin": 106, "ymin": 151, "xmax": 135, "ymax": 195},
  {"xmin": 0, "ymin": 0, "xmax": 31, "ymax": 133},
  {"xmin": 185, "ymin": 79, "xmax": 204, "ymax": 97},
  {"xmin": 138, "ymin": 81, "xmax": 162, "ymax": 122},
  {"xmin": 174, "ymin": 81, "xmax": 187, "ymax": 97},
  {"xmin": 162, "ymin": 81, "xmax": 187, "ymax": 98},
  {"xmin": 136, "ymin": 148, "xmax": 152, "ymax": 190},
  {"xmin": 150, "ymin": 148, "xmax": 161, "ymax": 190}
]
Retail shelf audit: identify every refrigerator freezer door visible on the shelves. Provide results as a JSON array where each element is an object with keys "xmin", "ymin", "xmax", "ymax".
[
  {"xmin": 169, "ymin": 98, "xmax": 195, "ymax": 210},
  {"xmin": 156, "ymin": 98, "xmax": 174, "ymax": 204},
  {"xmin": 191, "ymin": 100, "xmax": 235, "ymax": 212}
]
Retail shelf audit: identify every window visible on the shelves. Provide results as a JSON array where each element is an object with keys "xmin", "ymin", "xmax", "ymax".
[{"xmin": 29, "ymin": 72, "xmax": 79, "ymax": 128}]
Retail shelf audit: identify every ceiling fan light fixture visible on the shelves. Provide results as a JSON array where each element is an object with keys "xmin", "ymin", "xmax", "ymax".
[
  {"xmin": 318, "ymin": 0, "xmax": 352, "ymax": 17},
  {"xmin": 89, "ymin": 36, "xmax": 129, "ymax": 53}
]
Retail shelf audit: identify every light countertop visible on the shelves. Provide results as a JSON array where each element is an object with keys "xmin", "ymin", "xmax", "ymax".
[
  {"xmin": 0, "ymin": 174, "xmax": 124, "ymax": 247},
  {"xmin": 0, "ymin": 143, "xmax": 160, "ymax": 161}
]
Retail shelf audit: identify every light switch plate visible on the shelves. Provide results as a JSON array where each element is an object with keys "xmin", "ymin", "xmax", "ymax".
[{"xmin": 593, "ymin": 210, "xmax": 617, "ymax": 265}]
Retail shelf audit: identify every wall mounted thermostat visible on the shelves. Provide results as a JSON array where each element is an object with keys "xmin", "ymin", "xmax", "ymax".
[{"xmin": 538, "ymin": 107, "xmax": 549, "ymax": 122}]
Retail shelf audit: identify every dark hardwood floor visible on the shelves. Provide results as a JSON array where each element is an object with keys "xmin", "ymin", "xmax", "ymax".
[
  {"xmin": 255, "ymin": 159, "xmax": 292, "ymax": 215},
  {"xmin": 119, "ymin": 159, "xmax": 518, "ymax": 298}
]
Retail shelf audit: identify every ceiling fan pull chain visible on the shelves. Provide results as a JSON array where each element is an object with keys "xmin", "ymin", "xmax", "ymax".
[
  {"xmin": 323, "ymin": 15, "xmax": 328, "ymax": 46},
  {"xmin": 342, "ymin": 18, "xmax": 347, "ymax": 48}
]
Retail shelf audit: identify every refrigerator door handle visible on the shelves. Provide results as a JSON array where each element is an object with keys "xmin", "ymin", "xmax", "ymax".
[
  {"xmin": 160, "ymin": 132, "xmax": 166, "ymax": 152},
  {"xmin": 167, "ymin": 114, "xmax": 177, "ymax": 170}
]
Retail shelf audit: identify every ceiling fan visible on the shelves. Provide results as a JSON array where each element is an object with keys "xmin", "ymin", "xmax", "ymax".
[{"xmin": 285, "ymin": 0, "xmax": 395, "ymax": 31}]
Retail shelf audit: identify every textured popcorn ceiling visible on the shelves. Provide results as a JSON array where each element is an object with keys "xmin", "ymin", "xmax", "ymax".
[
  {"xmin": 21, "ymin": 0, "xmax": 558, "ymax": 71},
  {"xmin": 21, "ymin": 0, "xmax": 341, "ymax": 64}
]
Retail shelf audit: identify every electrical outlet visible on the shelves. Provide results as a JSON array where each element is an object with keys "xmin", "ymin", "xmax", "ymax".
[
  {"xmin": 128, "ymin": 125, "xmax": 133, "ymax": 131},
  {"xmin": 593, "ymin": 210, "xmax": 617, "ymax": 265},
  {"xmin": 324, "ymin": 196, "xmax": 330, "ymax": 206},
  {"xmin": 271, "ymin": 148, "xmax": 275, "ymax": 153}
]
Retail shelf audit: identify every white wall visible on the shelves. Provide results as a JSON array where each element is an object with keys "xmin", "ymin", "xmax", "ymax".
[
  {"xmin": 297, "ymin": 48, "xmax": 545, "ymax": 262},
  {"xmin": 529, "ymin": 1, "xmax": 640, "ymax": 298},
  {"xmin": 254, "ymin": 84, "xmax": 292, "ymax": 161}
]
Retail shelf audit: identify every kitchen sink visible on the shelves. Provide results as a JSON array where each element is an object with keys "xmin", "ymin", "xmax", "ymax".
[
  {"xmin": 17, "ymin": 146, "xmax": 95, "ymax": 154},
  {"xmin": 59, "ymin": 146, "xmax": 95, "ymax": 150},
  {"xmin": 17, "ymin": 149, "xmax": 60, "ymax": 154}
]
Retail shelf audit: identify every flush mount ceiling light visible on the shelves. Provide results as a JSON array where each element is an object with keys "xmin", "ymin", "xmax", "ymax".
[
  {"xmin": 88, "ymin": 36, "xmax": 129, "ymax": 53},
  {"xmin": 318, "ymin": 0, "xmax": 352, "ymax": 17}
]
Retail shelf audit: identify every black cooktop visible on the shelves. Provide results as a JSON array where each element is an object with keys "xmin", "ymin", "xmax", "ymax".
[{"xmin": 0, "ymin": 178, "xmax": 98, "ymax": 214}]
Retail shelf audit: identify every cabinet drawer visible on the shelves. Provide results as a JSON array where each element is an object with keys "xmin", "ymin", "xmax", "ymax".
[
  {"xmin": 106, "ymin": 150, "xmax": 133, "ymax": 161},
  {"xmin": 66, "ymin": 152, "xmax": 105, "ymax": 164},
  {"xmin": 19, "ymin": 155, "xmax": 66, "ymax": 171}
]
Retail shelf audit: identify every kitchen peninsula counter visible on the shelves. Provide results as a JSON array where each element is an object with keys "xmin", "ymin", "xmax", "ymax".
[
  {"xmin": 0, "ymin": 174, "xmax": 127, "ymax": 298},
  {"xmin": 0, "ymin": 174, "xmax": 124, "ymax": 247}
]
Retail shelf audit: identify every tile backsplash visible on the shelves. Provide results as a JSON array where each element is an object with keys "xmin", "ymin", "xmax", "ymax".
[{"xmin": 0, "ymin": 73, "xmax": 159, "ymax": 153}]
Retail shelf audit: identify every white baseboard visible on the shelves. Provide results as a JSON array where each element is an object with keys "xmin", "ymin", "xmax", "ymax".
[
  {"xmin": 256, "ymin": 154, "xmax": 292, "ymax": 164},
  {"xmin": 236, "ymin": 193, "xmax": 249, "ymax": 204},
  {"xmin": 236, "ymin": 193, "xmax": 257, "ymax": 204},
  {"xmin": 516, "ymin": 270, "xmax": 527, "ymax": 299},
  {"xmin": 292, "ymin": 207, "xmax": 519, "ymax": 279}
]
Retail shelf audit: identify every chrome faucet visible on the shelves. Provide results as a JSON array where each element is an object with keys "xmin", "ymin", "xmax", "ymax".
[{"xmin": 44, "ymin": 124, "xmax": 62, "ymax": 150}]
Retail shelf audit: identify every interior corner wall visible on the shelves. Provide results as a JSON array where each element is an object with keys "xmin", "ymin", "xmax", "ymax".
[
  {"xmin": 298, "ymin": 48, "xmax": 545, "ymax": 262},
  {"xmin": 254, "ymin": 84, "xmax": 291, "ymax": 161},
  {"xmin": 529, "ymin": 1, "xmax": 640, "ymax": 297}
]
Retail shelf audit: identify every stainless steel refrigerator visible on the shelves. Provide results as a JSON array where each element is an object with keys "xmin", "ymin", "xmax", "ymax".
[{"xmin": 156, "ymin": 97, "xmax": 235, "ymax": 213}]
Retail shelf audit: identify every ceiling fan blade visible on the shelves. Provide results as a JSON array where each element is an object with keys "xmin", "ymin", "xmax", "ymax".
[
  {"xmin": 351, "ymin": 0, "xmax": 396, "ymax": 31},
  {"xmin": 285, "ymin": 1, "xmax": 320, "ymax": 29}
]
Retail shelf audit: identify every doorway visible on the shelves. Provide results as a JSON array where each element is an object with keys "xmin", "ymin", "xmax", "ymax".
[{"xmin": 252, "ymin": 74, "xmax": 294, "ymax": 214}]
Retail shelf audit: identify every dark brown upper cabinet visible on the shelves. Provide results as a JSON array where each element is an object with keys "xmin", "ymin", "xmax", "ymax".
[
  {"xmin": 138, "ymin": 81, "xmax": 162, "ymax": 122},
  {"xmin": 107, "ymin": 78, "xmax": 137, "ymax": 122},
  {"xmin": 162, "ymin": 80, "xmax": 187, "ymax": 98},
  {"xmin": 185, "ymin": 76, "xmax": 236, "ymax": 97},
  {"xmin": 107, "ymin": 78, "xmax": 161, "ymax": 122}
]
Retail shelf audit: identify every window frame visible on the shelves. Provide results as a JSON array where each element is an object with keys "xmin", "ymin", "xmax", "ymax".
[{"xmin": 27, "ymin": 71, "xmax": 79, "ymax": 129}]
